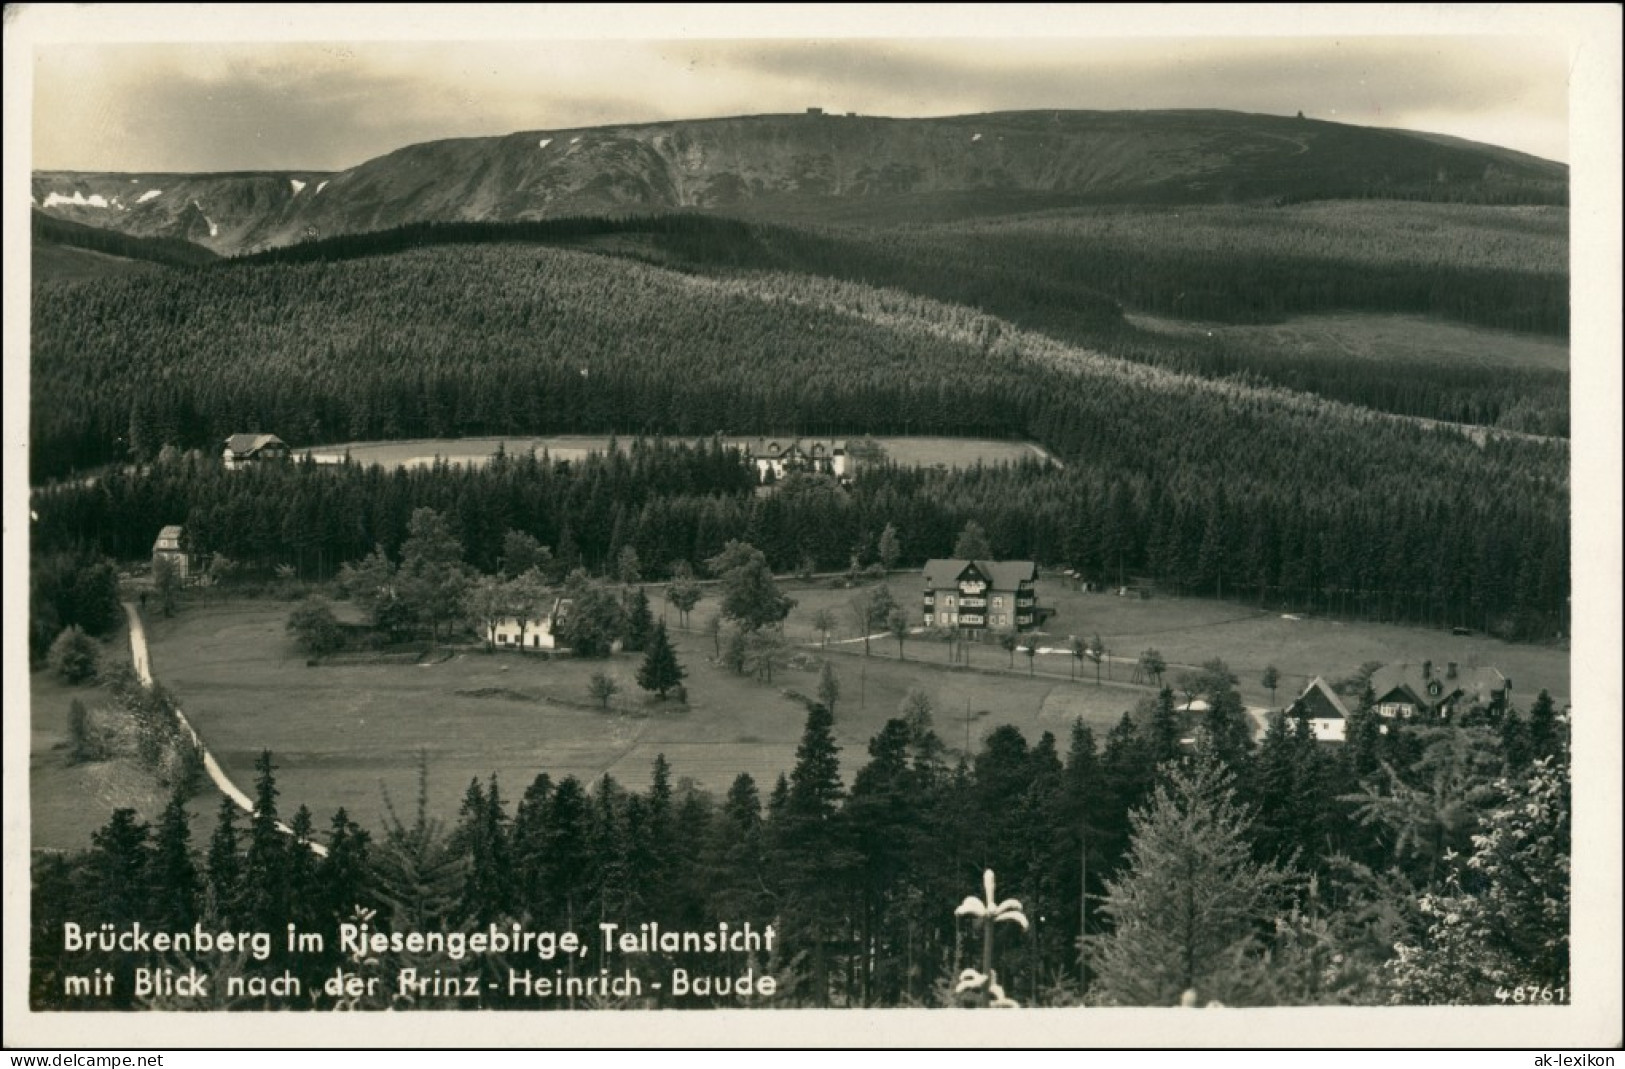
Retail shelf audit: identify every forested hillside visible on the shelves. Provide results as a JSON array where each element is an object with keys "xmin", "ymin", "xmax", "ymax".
[
  {"xmin": 32, "ymin": 206, "xmax": 1569, "ymax": 479},
  {"xmin": 229, "ymin": 207, "xmax": 1569, "ymax": 433},
  {"xmin": 32, "ymin": 337, "xmax": 1570, "ymax": 639}
]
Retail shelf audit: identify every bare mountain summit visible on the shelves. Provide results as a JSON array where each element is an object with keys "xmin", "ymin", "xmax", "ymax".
[{"xmin": 33, "ymin": 110, "xmax": 1566, "ymax": 256}]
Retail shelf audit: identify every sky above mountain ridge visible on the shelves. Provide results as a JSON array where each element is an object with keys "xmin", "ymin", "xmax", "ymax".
[{"xmin": 25, "ymin": 7, "xmax": 1576, "ymax": 172}]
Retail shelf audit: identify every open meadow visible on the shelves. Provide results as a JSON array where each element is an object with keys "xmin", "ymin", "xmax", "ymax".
[
  {"xmin": 1124, "ymin": 312, "xmax": 1570, "ymax": 373},
  {"xmin": 301, "ymin": 434, "xmax": 1050, "ymax": 471},
  {"xmin": 778, "ymin": 576, "xmax": 1571, "ymax": 711},
  {"xmin": 135, "ymin": 595, "xmax": 1132, "ymax": 839},
  {"xmin": 103, "ymin": 571, "xmax": 1570, "ymax": 849}
]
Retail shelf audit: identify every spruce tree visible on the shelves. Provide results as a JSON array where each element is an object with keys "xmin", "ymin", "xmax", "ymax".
[
  {"xmin": 624, "ymin": 587, "xmax": 655, "ymax": 652},
  {"xmin": 372, "ymin": 755, "xmax": 466, "ymax": 931},
  {"xmin": 776, "ymin": 704, "xmax": 849, "ymax": 1005},
  {"xmin": 318, "ymin": 807, "xmax": 373, "ymax": 929},
  {"xmin": 708, "ymin": 774, "xmax": 768, "ymax": 919},
  {"xmin": 1147, "ymin": 687, "xmax": 1183, "ymax": 765},
  {"xmin": 539, "ymin": 776, "xmax": 593, "ymax": 929},
  {"xmin": 636, "ymin": 621, "xmax": 686, "ymax": 698},
  {"xmin": 1092, "ymin": 753, "xmax": 1290, "ymax": 1006},
  {"xmin": 512, "ymin": 773, "xmax": 554, "ymax": 918},
  {"xmin": 148, "ymin": 789, "xmax": 199, "ymax": 931},
  {"xmin": 1526, "ymin": 689, "xmax": 1558, "ymax": 760},
  {"xmin": 589, "ymin": 775, "xmax": 629, "ymax": 921},
  {"xmin": 241, "ymin": 751, "xmax": 290, "ymax": 932},
  {"xmin": 284, "ymin": 805, "xmax": 322, "ymax": 934},
  {"xmin": 205, "ymin": 795, "xmax": 243, "ymax": 924},
  {"xmin": 86, "ymin": 808, "xmax": 152, "ymax": 925}
]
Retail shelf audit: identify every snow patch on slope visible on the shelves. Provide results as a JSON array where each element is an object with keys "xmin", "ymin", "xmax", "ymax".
[
  {"xmin": 44, "ymin": 190, "xmax": 110, "ymax": 209},
  {"xmin": 538, "ymin": 138, "xmax": 553, "ymax": 149},
  {"xmin": 192, "ymin": 200, "xmax": 219, "ymax": 238},
  {"xmin": 137, "ymin": 189, "xmax": 163, "ymax": 204},
  {"xmin": 315, "ymin": 180, "xmax": 329, "ymax": 195},
  {"xmin": 290, "ymin": 178, "xmax": 307, "ymax": 194}
]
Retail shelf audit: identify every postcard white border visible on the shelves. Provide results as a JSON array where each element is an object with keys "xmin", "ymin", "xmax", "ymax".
[{"xmin": 5, "ymin": 3, "xmax": 1620, "ymax": 1050}]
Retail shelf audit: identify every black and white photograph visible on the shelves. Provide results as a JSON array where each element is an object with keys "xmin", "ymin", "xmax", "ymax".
[{"xmin": 5, "ymin": 3, "xmax": 1620, "ymax": 1050}]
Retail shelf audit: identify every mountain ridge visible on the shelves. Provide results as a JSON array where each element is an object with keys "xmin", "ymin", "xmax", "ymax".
[{"xmin": 33, "ymin": 109, "xmax": 1567, "ymax": 256}]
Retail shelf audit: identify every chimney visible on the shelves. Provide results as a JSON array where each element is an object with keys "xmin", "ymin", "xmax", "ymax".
[
  {"xmin": 1422, "ymin": 660, "xmax": 1432, "ymax": 678},
  {"xmin": 1446, "ymin": 661, "xmax": 1458, "ymax": 679}
]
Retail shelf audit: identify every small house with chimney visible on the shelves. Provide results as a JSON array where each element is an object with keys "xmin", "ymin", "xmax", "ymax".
[
  {"xmin": 222, "ymin": 433, "xmax": 290, "ymax": 470},
  {"xmin": 922, "ymin": 559, "xmax": 1039, "ymax": 637},
  {"xmin": 1369, "ymin": 660, "xmax": 1510, "ymax": 720}
]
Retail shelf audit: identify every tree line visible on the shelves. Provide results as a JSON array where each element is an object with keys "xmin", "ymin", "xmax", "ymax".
[
  {"xmin": 32, "ymin": 414, "xmax": 1569, "ymax": 641},
  {"xmin": 31, "ymin": 676, "xmax": 1569, "ymax": 1009}
]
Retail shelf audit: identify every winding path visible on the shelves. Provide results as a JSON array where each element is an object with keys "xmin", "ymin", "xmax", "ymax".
[{"xmin": 123, "ymin": 602, "xmax": 326, "ymax": 855}]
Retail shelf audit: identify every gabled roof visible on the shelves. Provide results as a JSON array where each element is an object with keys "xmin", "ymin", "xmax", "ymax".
[
  {"xmin": 155, "ymin": 524, "xmax": 184, "ymax": 542},
  {"xmin": 1370, "ymin": 662, "xmax": 1507, "ymax": 707},
  {"xmin": 741, "ymin": 437, "xmax": 847, "ymax": 458},
  {"xmin": 224, "ymin": 433, "xmax": 286, "ymax": 456},
  {"xmin": 922, "ymin": 558, "xmax": 1037, "ymax": 591},
  {"xmin": 1289, "ymin": 676, "xmax": 1352, "ymax": 721},
  {"xmin": 1374, "ymin": 682, "xmax": 1426, "ymax": 708}
]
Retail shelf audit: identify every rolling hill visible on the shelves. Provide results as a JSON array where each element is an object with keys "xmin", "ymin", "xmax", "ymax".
[{"xmin": 32, "ymin": 109, "xmax": 1567, "ymax": 256}]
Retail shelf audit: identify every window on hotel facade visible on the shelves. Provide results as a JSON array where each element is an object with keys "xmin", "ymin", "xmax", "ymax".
[{"xmin": 993, "ymin": 596, "xmax": 1004, "ymax": 608}]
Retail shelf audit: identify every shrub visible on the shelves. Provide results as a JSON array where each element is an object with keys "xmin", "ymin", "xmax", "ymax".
[
  {"xmin": 67, "ymin": 698, "xmax": 109, "ymax": 763},
  {"xmin": 47, "ymin": 626, "xmax": 99, "ymax": 684},
  {"xmin": 287, "ymin": 596, "xmax": 345, "ymax": 657}
]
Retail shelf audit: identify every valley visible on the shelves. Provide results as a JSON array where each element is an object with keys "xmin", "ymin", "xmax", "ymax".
[{"xmin": 24, "ymin": 102, "xmax": 1580, "ymax": 1013}]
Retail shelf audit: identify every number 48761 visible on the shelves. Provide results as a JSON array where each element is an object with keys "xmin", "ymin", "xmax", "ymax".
[{"xmin": 1495, "ymin": 986, "xmax": 1568, "ymax": 1004}]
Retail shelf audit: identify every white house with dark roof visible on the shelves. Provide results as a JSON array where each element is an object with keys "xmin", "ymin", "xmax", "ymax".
[
  {"xmin": 740, "ymin": 437, "xmax": 848, "ymax": 480},
  {"xmin": 486, "ymin": 597, "xmax": 571, "ymax": 651},
  {"xmin": 151, "ymin": 524, "xmax": 190, "ymax": 580},
  {"xmin": 921, "ymin": 559, "xmax": 1039, "ymax": 636},
  {"xmin": 1286, "ymin": 676, "xmax": 1352, "ymax": 743},
  {"xmin": 222, "ymin": 433, "xmax": 290, "ymax": 470}
]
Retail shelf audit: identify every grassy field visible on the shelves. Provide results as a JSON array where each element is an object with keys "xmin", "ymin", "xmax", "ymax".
[
  {"xmin": 53, "ymin": 574, "xmax": 1568, "ymax": 849},
  {"xmin": 1125, "ymin": 312, "xmax": 1570, "ymax": 373},
  {"xmin": 301, "ymin": 435, "xmax": 1051, "ymax": 471},
  {"xmin": 138, "ymin": 597, "xmax": 1132, "ymax": 836},
  {"xmin": 777, "ymin": 576, "xmax": 1571, "ymax": 711}
]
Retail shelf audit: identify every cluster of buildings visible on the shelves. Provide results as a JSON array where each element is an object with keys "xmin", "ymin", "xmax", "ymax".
[
  {"xmin": 1285, "ymin": 660, "xmax": 1512, "ymax": 742},
  {"xmin": 738, "ymin": 437, "xmax": 849, "ymax": 481}
]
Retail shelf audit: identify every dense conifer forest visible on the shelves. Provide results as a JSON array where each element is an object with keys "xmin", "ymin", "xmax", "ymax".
[
  {"xmin": 31, "ymin": 410, "xmax": 1568, "ymax": 640},
  {"xmin": 31, "ymin": 206, "xmax": 1567, "ymax": 480},
  {"xmin": 32, "ymin": 684, "xmax": 1571, "ymax": 1008}
]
